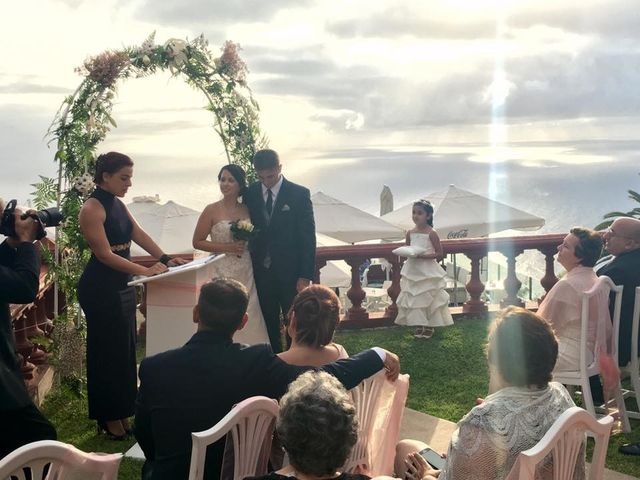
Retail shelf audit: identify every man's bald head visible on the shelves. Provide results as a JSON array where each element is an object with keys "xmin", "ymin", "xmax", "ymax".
[{"xmin": 603, "ymin": 217, "xmax": 640, "ymax": 256}]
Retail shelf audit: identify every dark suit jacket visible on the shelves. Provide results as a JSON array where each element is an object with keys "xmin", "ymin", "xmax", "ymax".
[
  {"xmin": 597, "ymin": 248, "xmax": 640, "ymax": 366},
  {"xmin": 0, "ymin": 240, "xmax": 40, "ymax": 410},
  {"xmin": 134, "ymin": 331, "xmax": 383, "ymax": 480},
  {"xmin": 244, "ymin": 178, "xmax": 316, "ymax": 283}
]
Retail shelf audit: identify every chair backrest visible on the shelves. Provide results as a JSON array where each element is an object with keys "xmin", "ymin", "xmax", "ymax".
[
  {"xmin": 0, "ymin": 440, "xmax": 122, "ymax": 480},
  {"xmin": 188, "ymin": 396, "xmax": 278, "ymax": 480},
  {"xmin": 578, "ymin": 276, "xmax": 621, "ymax": 374},
  {"xmin": 631, "ymin": 287, "xmax": 640, "ymax": 368},
  {"xmin": 343, "ymin": 372, "xmax": 410, "ymax": 477},
  {"xmin": 504, "ymin": 407, "xmax": 613, "ymax": 480}
]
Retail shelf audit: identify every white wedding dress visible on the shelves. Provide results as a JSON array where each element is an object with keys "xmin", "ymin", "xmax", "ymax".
[{"xmin": 209, "ymin": 221, "xmax": 270, "ymax": 345}]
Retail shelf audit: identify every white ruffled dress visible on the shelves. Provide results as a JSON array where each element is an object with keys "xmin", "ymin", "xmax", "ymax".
[{"xmin": 394, "ymin": 232, "xmax": 453, "ymax": 328}]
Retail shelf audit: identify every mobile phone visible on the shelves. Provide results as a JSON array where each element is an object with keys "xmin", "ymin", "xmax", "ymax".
[{"xmin": 418, "ymin": 447, "xmax": 445, "ymax": 470}]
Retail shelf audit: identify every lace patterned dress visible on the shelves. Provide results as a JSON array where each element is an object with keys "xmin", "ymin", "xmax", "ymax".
[
  {"xmin": 209, "ymin": 221, "xmax": 269, "ymax": 345},
  {"xmin": 440, "ymin": 382, "xmax": 584, "ymax": 480},
  {"xmin": 395, "ymin": 233, "xmax": 453, "ymax": 327}
]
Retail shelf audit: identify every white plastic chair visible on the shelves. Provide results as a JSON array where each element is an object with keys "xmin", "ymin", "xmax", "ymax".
[
  {"xmin": 504, "ymin": 406, "xmax": 613, "ymax": 480},
  {"xmin": 553, "ymin": 276, "xmax": 631, "ymax": 432},
  {"xmin": 343, "ymin": 371, "xmax": 410, "ymax": 477},
  {"xmin": 187, "ymin": 396, "xmax": 278, "ymax": 480},
  {"xmin": 620, "ymin": 286, "xmax": 640, "ymax": 419},
  {"xmin": 0, "ymin": 440, "xmax": 122, "ymax": 480}
]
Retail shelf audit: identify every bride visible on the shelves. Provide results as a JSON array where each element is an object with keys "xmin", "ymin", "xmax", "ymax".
[{"xmin": 192, "ymin": 164, "xmax": 269, "ymax": 345}]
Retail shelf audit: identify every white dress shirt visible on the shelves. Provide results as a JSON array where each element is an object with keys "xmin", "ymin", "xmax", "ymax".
[{"xmin": 262, "ymin": 176, "xmax": 284, "ymax": 205}]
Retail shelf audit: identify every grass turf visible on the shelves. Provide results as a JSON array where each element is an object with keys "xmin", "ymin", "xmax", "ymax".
[{"xmin": 40, "ymin": 315, "xmax": 640, "ymax": 479}]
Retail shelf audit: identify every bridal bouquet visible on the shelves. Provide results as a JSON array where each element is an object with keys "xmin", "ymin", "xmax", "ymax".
[{"xmin": 230, "ymin": 219, "xmax": 259, "ymax": 241}]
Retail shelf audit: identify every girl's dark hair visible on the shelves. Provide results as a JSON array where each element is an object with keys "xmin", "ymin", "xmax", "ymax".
[
  {"xmin": 413, "ymin": 199, "xmax": 434, "ymax": 227},
  {"xmin": 218, "ymin": 164, "xmax": 248, "ymax": 197},
  {"xmin": 94, "ymin": 152, "xmax": 134, "ymax": 184},
  {"xmin": 288, "ymin": 285, "xmax": 341, "ymax": 348}
]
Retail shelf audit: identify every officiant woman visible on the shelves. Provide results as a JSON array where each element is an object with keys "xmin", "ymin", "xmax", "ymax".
[{"xmin": 78, "ymin": 152, "xmax": 185, "ymax": 440}]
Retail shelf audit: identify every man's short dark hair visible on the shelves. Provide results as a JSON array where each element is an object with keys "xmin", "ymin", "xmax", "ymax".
[
  {"xmin": 198, "ymin": 278, "xmax": 249, "ymax": 335},
  {"xmin": 252, "ymin": 149, "xmax": 280, "ymax": 170},
  {"xmin": 570, "ymin": 226, "xmax": 603, "ymax": 267}
]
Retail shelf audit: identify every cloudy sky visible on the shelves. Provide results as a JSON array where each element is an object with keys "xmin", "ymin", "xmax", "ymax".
[{"xmin": 1, "ymin": 0, "xmax": 639, "ymax": 231}]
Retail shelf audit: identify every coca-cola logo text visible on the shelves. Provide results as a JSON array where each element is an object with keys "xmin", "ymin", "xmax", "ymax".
[{"xmin": 447, "ymin": 229, "xmax": 468, "ymax": 239}]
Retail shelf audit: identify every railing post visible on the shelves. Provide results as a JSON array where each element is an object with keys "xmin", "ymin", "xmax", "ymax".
[
  {"xmin": 500, "ymin": 248, "xmax": 525, "ymax": 308},
  {"xmin": 314, "ymin": 259, "xmax": 327, "ymax": 284},
  {"xmin": 384, "ymin": 256, "xmax": 401, "ymax": 321},
  {"xmin": 345, "ymin": 257, "xmax": 368, "ymax": 322},
  {"xmin": 538, "ymin": 246, "xmax": 559, "ymax": 301},
  {"xmin": 463, "ymin": 252, "xmax": 488, "ymax": 314},
  {"xmin": 24, "ymin": 308, "xmax": 47, "ymax": 365},
  {"xmin": 14, "ymin": 314, "xmax": 36, "ymax": 380},
  {"xmin": 35, "ymin": 298, "xmax": 55, "ymax": 335}
]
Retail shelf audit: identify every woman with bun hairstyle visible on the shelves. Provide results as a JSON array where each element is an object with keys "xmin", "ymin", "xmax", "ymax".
[{"xmin": 278, "ymin": 284, "xmax": 348, "ymax": 366}]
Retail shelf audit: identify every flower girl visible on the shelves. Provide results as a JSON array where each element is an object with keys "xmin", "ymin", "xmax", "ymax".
[{"xmin": 393, "ymin": 199, "xmax": 453, "ymax": 338}]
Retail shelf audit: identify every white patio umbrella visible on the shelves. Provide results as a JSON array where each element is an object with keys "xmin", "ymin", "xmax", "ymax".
[
  {"xmin": 381, "ymin": 184, "xmax": 545, "ymax": 239},
  {"xmin": 316, "ymin": 233, "xmax": 352, "ymax": 288},
  {"xmin": 312, "ymin": 191, "xmax": 404, "ymax": 243},
  {"xmin": 127, "ymin": 197, "xmax": 201, "ymax": 257}
]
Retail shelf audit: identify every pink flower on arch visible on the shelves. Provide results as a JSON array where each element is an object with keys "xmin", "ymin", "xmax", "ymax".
[{"xmin": 215, "ymin": 41, "xmax": 248, "ymax": 82}]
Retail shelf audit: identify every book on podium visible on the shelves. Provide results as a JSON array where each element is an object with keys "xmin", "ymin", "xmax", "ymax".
[{"xmin": 128, "ymin": 254, "xmax": 224, "ymax": 357}]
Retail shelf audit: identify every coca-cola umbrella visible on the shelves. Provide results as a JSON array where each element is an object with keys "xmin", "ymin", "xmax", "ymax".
[{"xmin": 381, "ymin": 184, "xmax": 544, "ymax": 239}]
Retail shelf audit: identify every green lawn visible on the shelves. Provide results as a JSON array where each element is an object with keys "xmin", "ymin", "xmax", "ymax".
[{"xmin": 41, "ymin": 315, "xmax": 640, "ymax": 479}]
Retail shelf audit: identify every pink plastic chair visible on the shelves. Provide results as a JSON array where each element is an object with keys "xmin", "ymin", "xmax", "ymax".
[
  {"xmin": 343, "ymin": 371, "xmax": 410, "ymax": 477},
  {"xmin": 0, "ymin": 440, "xmax": 122, "ymax": 480},
  {"xmin": 620, "ymin": 287, "xmax": 640, "ymax": 419},
  {"xmin": 553, "ymin": 276, "xmax": 631, "ymax": 432},
  {"xmin": 504, "ymin": 406, "xmax": 613, "ymax": 480},
  {"xmin": 187, "ymin": 396, "xmax": 279, "ymax": 480}
]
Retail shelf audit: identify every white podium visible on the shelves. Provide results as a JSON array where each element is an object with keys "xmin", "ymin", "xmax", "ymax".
[{"xmin": 129, "ymin": 255, "xmax": 224, "ymax": 357}]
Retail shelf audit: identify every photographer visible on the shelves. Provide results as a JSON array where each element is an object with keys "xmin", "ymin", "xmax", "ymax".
[{"xmin": 0, "ymin": 198, "xmax": 56, "ymax": 458}]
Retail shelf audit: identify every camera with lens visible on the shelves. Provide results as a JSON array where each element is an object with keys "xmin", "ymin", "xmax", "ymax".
[{"xmin": 0, "ymin": 199, "xmax": 63, "ymax": 240}]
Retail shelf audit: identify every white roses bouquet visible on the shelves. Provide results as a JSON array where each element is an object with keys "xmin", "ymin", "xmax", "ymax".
[{"xmin": 230, "ymin": 219, "xmax": 258, "ymax": 241}]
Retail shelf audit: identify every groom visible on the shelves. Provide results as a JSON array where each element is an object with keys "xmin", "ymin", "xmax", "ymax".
[{"xmin": 245, "ymin": 149, "xmax": 316, "ymax": 353}]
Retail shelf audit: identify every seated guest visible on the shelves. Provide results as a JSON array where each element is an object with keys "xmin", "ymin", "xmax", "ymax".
[
  {"xmin": 278, "ymin": 285, "xmax": 348, "ymax": 367},
  {"xmin": 597, "ymin": 217, "xmax": 640, "ymax": 367},
  {"xmin": 134, "ymin": 278, "xmax": 400, "ymax": 480},
  {"xmin": 247, "ymin": 370, "xmax": 369, "ymax": 480},
  {"xmin": 537, "ymin": 227, "xmax": 607, "ymax": 371},
  {"xmin": 595, "ymin": 217, "xmax": 640, "ymax": 454},
  {"xmin": 395, "ymin": 307, "xmax": 583, "ymax": 480}
]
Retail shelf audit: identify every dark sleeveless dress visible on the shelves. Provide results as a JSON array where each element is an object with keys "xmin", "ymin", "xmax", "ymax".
[{"xmin": 78, "ymin": 187, "xmax": 137, "ymax": 421}]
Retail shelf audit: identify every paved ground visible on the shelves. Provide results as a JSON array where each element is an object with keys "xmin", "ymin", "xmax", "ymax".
[{"xmin": 399, "ymin": 407, "xmax": 638, "ymax": 480}]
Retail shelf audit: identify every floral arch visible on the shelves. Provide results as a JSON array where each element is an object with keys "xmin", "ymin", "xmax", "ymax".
[{"xmin": 34, "ymin": 33, "xmax": 265, "ymax": 334}]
